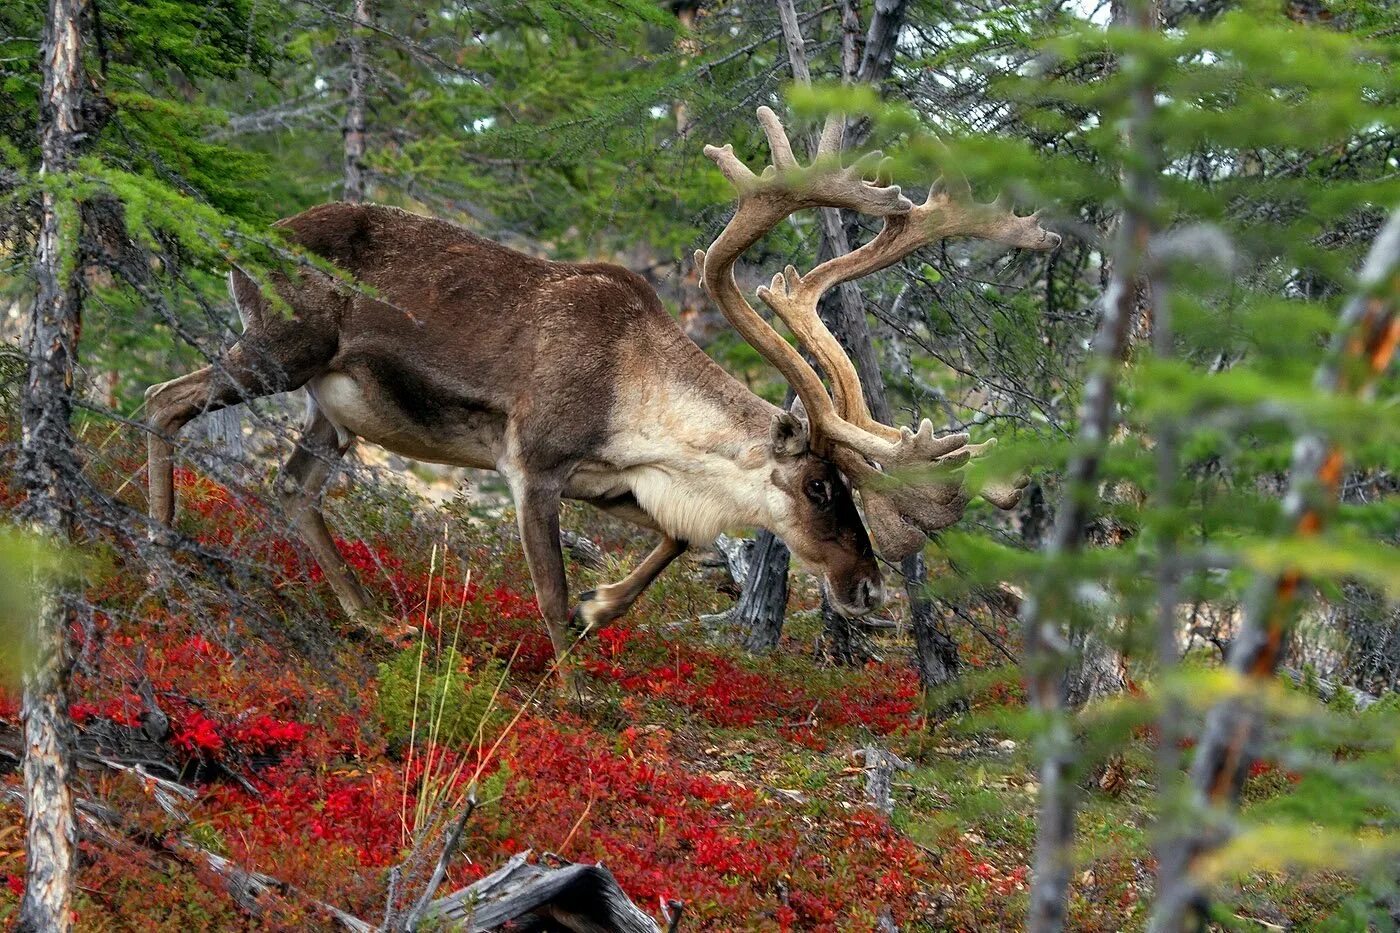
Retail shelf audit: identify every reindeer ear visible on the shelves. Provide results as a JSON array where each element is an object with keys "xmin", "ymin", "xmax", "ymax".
[{"xmin": 769, "ymin": 411, "xmax": 809, "ymax": 459}]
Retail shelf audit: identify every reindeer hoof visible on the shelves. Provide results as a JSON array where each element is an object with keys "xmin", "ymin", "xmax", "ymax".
[{"xmin": 568, "ymin": 590, "xmax": 598, "ymax": 633}]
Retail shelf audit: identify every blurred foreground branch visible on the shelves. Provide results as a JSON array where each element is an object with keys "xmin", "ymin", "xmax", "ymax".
[{"xmin": 1149, "ymin": 207, "xmax": 1400, "ymax": 931}]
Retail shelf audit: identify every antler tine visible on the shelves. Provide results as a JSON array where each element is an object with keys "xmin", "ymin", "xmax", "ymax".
[
  {"xmin": 702, "ymin": 143, "xmax": 758, "ymax": 193},
  {"xmin": 756, "ymin": 105, "xmax": 799, "ymax": 172},
  {"xmin": 919, "ymin": 174, "xmax": 1062, "ymax": 251}
]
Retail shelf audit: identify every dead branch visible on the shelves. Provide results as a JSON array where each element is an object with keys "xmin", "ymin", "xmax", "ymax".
[
  {"xmin": 1, "ymin": 786, "xmax": 373, "ymax": 932},
  {"xmin": 401, "ymin": 786, "xmax": 479, "ymax": 931}
]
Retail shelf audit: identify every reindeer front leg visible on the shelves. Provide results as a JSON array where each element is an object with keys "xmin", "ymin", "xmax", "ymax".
[
  {"xmin": 574, "ymin": 536, "xmax": 688, "ymax": 631},
  {"xmin": 510, "ymin": 476, "xmax": 586, "ymax": 697}
]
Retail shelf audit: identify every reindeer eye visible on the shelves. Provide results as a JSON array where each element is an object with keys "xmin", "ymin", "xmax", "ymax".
[{"xmin": 804, "ymin": 479, "xmax": 832, "ymax": 506}]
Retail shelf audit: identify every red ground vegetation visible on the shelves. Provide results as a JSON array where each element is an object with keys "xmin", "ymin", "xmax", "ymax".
[{"xmin": 1, "ymin": 461, "xmax": 981, "ymax": 930}]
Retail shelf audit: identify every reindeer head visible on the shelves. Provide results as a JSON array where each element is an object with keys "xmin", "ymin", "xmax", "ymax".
[
  {"xmin": 763, "ymin": 409, "xmax": 883, "ymax": 617},
  {"xmin": 698, "ymin": 106, "xmax": 1059, "ymax": 577}
]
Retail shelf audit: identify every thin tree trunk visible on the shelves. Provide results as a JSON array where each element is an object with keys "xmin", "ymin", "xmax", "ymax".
[
  {"xmin": 342, "ymin": 0, "xmax": 371, "ymax": 203},
  {"xmin": 1022, "ymin": 1, "xmax": 1159, "ymax": 926},
  {"xmin": 856, "ymin": 0, "xmax": 911, "ymax": 85},
  {"xmin": 738, "ymin": 529, "xmax": 791, "ymax": 653},
  {"xmin": 1148, "ymin": 208, "xmax": 1400, "ymax": 933},
  {"xmin": 906, "ymin": 553, "xmax": 961, "ymax": 691},
  {"xmin": 671, "ymin": 2, "xmax": 700, "ymax": 137},
  {"xmin": 1147, "ymin": 193, "xmax": 1184, "ymax": 932},
  {"xmin": 732, "ymin": 0, "xmax": 824, "ymax": 657},
  {"xmin": 201, "ymin": 405, "xmax": 242, "ymax": 457},
  {"xmin": 817, "ymin": 1, "xmax": 908, "ymax": 661},
  {"xmin": 769, "ymin": 0, "xmax": 914, "ymax": 664},
  {"xmin": 17, "ymin": 0, "xmax": 86, "ymax": 928}
]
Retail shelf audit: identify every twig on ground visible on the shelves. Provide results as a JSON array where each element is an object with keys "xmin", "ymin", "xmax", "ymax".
[{"xmin": 403, "ymin": 784, "xmax": 480, "ymax": 930}]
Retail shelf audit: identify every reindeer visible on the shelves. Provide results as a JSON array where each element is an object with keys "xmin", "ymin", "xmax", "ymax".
[{"xmin": 145, "ymin": 106, "xmax": 1058, "ymax": 684}]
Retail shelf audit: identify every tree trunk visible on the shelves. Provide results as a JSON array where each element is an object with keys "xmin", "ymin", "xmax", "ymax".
[
  {"xmin": 669, "ymin": 2, "xmax": 700, "ymax": 137},
  {"xmin": 1019, "ymin": 481, "xmax": 1051, "ymax": 548},
  {"xmin": 906, "ymin": 553, "xmax": 962, "ymax": 693},
  {"xmin": 342, "ymin": 0, "xmax": 371, "ymax": 203},
  {"xmin": 738, "ymin": 530, "xmax": 791, "ymax": 653},
  {"xmin": 17, "ymin": 0, "xmax": 86, "ymax": 928},
  {"xmin": 198, "ymin": 335, "xmax": 244, "ymax": 460},
  {"xmin": 771, "ymin": 0, "xmax": 911, "ymax": 664},
  {"xmin": 856, "ymin": 0, "xmax": 912, "ymax": 85},
  {"xmin": 1021, "ymin": 1, "xmax": 1158, "ymax": 926},
  {"xmin": 200, "ymin": 406, "xmax": 243, "ymax": 457},
  {"xmin": 813, "ymin": 219, "xmax": 889, "ymax": 665},
  {"xmin": 818, "ymin": 599, "xmax": 875, "ymax": 666}
]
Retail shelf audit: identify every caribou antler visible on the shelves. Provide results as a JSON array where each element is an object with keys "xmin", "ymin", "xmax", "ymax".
[{"xmin": 699, "ymin": 106, "xmax": 1059, "ymax": 559}]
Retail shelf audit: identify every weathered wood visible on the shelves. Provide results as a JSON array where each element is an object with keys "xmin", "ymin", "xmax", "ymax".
[
  {"xmin": 738, "ymin": 530, "xmax": 790, "ymax": 653},
  {"xmin": 17, "ymin": 0, "xmax": 87, "ymax": 928},
  {"xmin": 561, "ymin": 531, "xmax": 608, "ymax": 571},
  {"xmin": 710, "ymin": 533, "xmax": 754, "ymax": 590},
  {"xmin": 401, "ymin": 789, "xmax": 478, "ymax": 930},
  {"xmin": 860, "ymin": 745, "xmax": 912, "ymax": 815},
  {"xmin": 426, "ymin": 850, "xmax": 663, "ymax": 933}
]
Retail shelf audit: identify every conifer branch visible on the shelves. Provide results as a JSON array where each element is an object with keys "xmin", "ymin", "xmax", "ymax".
[{"xmin": 1148, "ymin": 206, "xmax": 1400, "ymax": 933}]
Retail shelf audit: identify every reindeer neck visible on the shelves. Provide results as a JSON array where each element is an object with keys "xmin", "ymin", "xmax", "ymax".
[{"xmin": 601, "ymin": 341, "xmax": 783, "ymax": 543}]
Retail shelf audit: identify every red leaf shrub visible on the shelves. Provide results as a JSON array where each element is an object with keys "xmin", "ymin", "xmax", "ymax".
[{"xmin": 0, "ymin": 461, "xmax": 975, "ymax": 929}]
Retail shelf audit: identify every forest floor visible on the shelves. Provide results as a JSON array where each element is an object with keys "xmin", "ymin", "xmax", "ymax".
[{"xmin": 0, "ymin": 442, "xmax": 1376, "ymax": 931}]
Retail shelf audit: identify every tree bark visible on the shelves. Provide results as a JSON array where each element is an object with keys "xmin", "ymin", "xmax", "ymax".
[
  {"xmin": 770, "ymin": 0, "xmax": 914, "ymax": 663},
  {"xmin": 738, "ymin": 529, "xmax": 791, "ymax": 653},
  {"xmin": 906, "ymin": 553, "xmax": 962, "ymax": 693},
  {"xmin": 198, "ymin": 335, "xmax": 243, "ymax": 460},
  {"xmin": 342, "ymin": 0, "xmax": 371, "ymax": 203},
  {"xmin": 17, "ymin": 0, "xmax": 86, "ymax": 928},
  {"xmin": 856, "ymin": 0, "xmax": 912, "ymax": 86}
]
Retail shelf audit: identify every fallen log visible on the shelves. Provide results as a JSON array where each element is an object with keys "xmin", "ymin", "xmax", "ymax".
[{"xmin": 425, "ymin": 849, "xmax": 665, "ymax": 932}]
